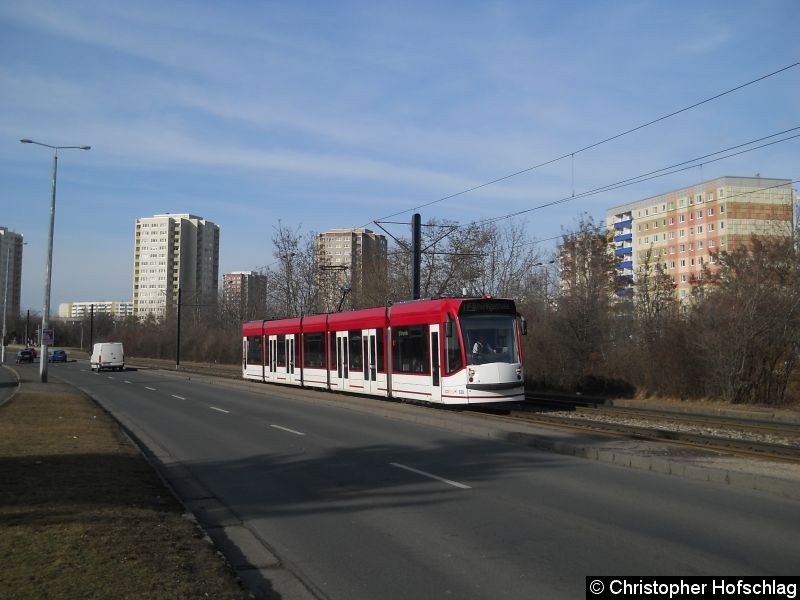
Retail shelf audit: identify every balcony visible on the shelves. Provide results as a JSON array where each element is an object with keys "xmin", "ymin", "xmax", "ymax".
[
  {"xmin": 614, "ymin": 219, "xmax": 633, "ymax": 230},
  {"xmin": 614, "ymin": 232, "xmax": 632, "ymax": 243},
  {"xmin": 614, "ymin": 246, "xmax": 633, "ymax": 256},
  {"xmin": 617, "ymin": 260, "xmax": 633, "ymax": 270}
]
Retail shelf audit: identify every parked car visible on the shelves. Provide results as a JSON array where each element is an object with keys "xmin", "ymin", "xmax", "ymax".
[
  {"xmin": 15, "ymin": 349, "xmax": 34, "ymax": 364},
  {"xmin": 49, "ymin": 349, "xmax": 68, "ymax": 362}
]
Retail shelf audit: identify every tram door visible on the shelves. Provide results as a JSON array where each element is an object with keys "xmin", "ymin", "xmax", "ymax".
[
  {"xmin": 285, "ymin": 334, "xmax": 299, "ymax": 385},
  {"xmin": 362, "ymin": 329, "xmax": 378, "ymax": 395},
  {"xmin": 429, "ymin": 325, "xmax": 441, "ymax": 403},
  {"xmin": 266, "ymin": 336, "xmax": 277, "ymax": 383},
  {"xmin": 335, "ymin": 331, "xmax": 349, "ymax": 391}
]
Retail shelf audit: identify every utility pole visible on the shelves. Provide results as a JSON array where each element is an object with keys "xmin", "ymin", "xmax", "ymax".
[
  {"xmin": 176, "ymin": 287, "xmax": 182, "ymax": 369},
  {"xmin": 89, "ymin": 303, "xmax": 94, "ymax": 351},
  {"xmin": 412, "ymin": 213, "xmax": 421, "ymax": 300}
]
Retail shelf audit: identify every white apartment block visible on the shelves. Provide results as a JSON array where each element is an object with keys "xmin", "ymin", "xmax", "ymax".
[
  {"xmin": 58, "ymin": 301, "xmax": 134, "ymax": 319},
  {"xmin": 607, "ymin": 176, "xmax": 795, "ymax": 301},
  {"xmin": 0, "ymin": 226, "xmax": 24, "ymax": 319},
  {"xmin": 132, "ymin": 214, "xmax": 220, "ymax": 318}
]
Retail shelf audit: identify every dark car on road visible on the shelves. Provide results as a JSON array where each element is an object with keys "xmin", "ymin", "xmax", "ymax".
[
  {"xmin": 49, "ymin": 350, "xmax": 68, "ymax": 363},
  {"xmin": 16, "ymin": 349, "xmax": 34, "ymax": 364}
]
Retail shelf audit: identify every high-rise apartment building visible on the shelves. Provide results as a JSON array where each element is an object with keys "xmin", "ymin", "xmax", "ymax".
[
  {"xmin": 223, "ymin": 271, "xmax": 266, "ymax": 320},
  {"xmin": 0, "ymin": 226, "xmax": 24, "ymax": 319},
  {"xmin": 316, "ymin": 228, "xmax": 387, "ymax": 310},
  {"xmin": 132, "ymin": 214, "xmax": 220, "ymax": 318},
  {"xmin": 58, "ymin": 301, "xmax": 134, "ymax": 320},
  {"xmin": 607, "ymin": 176, "xmax": 795, "ymax": 301}
]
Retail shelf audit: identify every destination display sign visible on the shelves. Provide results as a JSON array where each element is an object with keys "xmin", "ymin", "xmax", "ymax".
[{"xmin": 458, "ymin": 299, "xmax": 516, "ymax": 315}]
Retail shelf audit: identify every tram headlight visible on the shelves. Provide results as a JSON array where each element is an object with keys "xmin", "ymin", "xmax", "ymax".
[
  {"xmin": 516, "ymin": 367, "xmax": 522, "ymax": 380},
  {"xmin": 468, "ymin": 367, "xmax": 475, "ymax": 383}
]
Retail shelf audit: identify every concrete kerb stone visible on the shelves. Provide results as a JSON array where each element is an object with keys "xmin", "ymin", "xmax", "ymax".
[
  {"xmin": 0, "ymin": 364, "xmax": 22, "ymax": 409},
  {"xmin": 205, "ymin": 525, "xmax": 281, "ymax": 569}
]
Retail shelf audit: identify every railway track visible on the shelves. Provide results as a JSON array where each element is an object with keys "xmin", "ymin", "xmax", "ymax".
[{"xmin": 511, "ymin": 394, "xmax": 800, "ymax": 462}]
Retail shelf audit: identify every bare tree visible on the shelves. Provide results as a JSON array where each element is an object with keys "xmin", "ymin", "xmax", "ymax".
[
  {"xmin": 262, "ymin": 222, "xmax": 319, "ymax": 318},
  {"xmin": 689, "ymin": 236, "xmax": 800, "ymax": 405}
]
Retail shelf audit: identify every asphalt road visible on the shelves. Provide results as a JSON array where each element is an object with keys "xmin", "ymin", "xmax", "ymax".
[{"xmin": 41, "ymin": 361, "xmax": 800, "ymax": 600}]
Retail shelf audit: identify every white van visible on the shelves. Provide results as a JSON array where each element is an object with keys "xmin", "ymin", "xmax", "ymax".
[{"xmin": 90, "ymin": 342, "xmax": 125, "ymax": 372}]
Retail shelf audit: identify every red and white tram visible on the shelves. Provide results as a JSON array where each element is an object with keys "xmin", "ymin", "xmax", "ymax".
[{"xmin": 242, "ymin": 297, "xmax": 526, "ymax": 405}]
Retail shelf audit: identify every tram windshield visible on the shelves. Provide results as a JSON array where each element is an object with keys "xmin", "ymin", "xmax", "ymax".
[{"xmin": 461, "ymin": 314, "xmax": 520, "ymax": 365}]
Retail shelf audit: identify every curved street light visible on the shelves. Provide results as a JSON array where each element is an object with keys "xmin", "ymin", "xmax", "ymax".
[{"xmin": 20, "ymin": 138, "xmax": 91, "ymax": 382}]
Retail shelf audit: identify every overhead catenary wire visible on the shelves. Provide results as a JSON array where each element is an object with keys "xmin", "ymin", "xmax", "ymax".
[
  {"xmin": 364, "ymin": 61, "xmax": 800, "ymax": 226},
  {"xmin": 476, "ymin": 130, "xmax": 800, "ymax": 226},
  {"xmin": 514, "ymin": 178, "xmax": 800, "ymax": 250}
]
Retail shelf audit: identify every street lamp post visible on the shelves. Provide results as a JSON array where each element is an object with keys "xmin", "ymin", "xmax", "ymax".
[
  {"xmin": 20, "ymin": 139, "xmax": 90, "ymax": 382},
  {"xmin": 1, "ymin": 248, "xmax": 9, "ymax": 364}
]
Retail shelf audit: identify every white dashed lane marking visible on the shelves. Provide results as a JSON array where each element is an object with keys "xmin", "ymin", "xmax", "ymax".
[
  {"xmin": 390, "ymin": 462, "xmax": 471, "ymax": 489},
  {"xmin": 270, "ymin": 424, "xmax": 305, "ymax": 436}
]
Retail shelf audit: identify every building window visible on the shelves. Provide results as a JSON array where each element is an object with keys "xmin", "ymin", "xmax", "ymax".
[
  {"xmin": 697, "ymin": 226, "xmax": 703, "ymax": 234},
  {"xmin": 708, "ymin": 208, "xmax": 714, "ymax": 216}
]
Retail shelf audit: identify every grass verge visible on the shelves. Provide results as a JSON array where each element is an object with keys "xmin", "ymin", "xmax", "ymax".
[{"xmin": 0, "ymin": 388, "xmax": 250, "ymax": 599}]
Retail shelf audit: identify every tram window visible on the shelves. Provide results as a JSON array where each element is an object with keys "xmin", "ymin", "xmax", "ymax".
[
  {"xmin": 392, "ymin": 325, "xmax": 430, "ymax": 374},
  {"xmin": 276, "ymin": 335, "xmax": 286, "ymax": 367},
  {"xmin": 445, "ymin": 328, "xmax": 463, "ymax": 373},
  {"xmin": 348, "ymin": 330, "xmax": 363, "ymax": 371},
  {"xmin": 328, "ymin": 332, "xmax": 337, "ymax": 370},
  {"xmin": 376, "ymin": 328, "xmax": 385, "ymax": 372},
  {"xmin": 304, "ymin": 332, "xmax": 324, "ymax": 368},
  {"xmin": 247, "ymin": 336, "xmax": 262, "ymax": 364}
]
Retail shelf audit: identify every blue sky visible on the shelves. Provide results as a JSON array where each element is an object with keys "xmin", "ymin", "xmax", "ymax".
[{"xmin": 2, "ymin": 1, "xmax": 798, "ymax": 311}]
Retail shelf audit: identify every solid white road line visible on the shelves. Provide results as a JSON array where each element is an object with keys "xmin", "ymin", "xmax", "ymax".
[
  {"xmin": 108, "ymin": 376, "xmax": 115, "ymax": 379},
  {"xmin": 210, "ymin": 406, "xmax": 230, "ymax": 414},
  {"xmin": 270, "ymin": 424, "xmax": 305, "ymax": 436},
  {"xmin": 124, "ymin": 380, "xmax": 132, "ymax": 384},
  {"xmin": 171, "ymin": 394, "xmax": 186, "ymax": 400},
  {"xmin": 145, "ymin": 386, "xmax": 157, "ymax": 391},
  {"xmin": 390, "ymin": 462, "xmax": 471, "ymax": 489}
]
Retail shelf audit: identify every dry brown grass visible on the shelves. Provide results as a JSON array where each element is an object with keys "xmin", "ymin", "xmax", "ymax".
[{"xmin": 0, "ymin": 389, "xmax": 249, "ymax": 600}]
